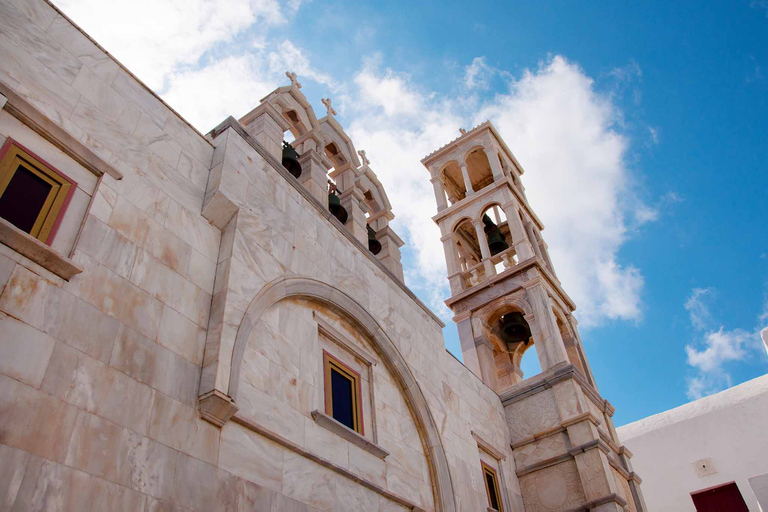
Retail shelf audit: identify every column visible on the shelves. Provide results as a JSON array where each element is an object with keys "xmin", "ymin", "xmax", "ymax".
[
  {"xmin": 442, "ymin": 235, "xmax": 463, "ymax": 294},
  {"xmin": 456, "ymin": 313, "xmax": 482, "ymax": 376},
  {"xmin": 473, "ymin": 220, "xmax": 495, "ymax": 278},
  {"xmin": 475, "ymin": 336, "xmax": 500, "ymax": 391},
  {"xmin": 523, "ymin": 280, "xmax": 568, "ymax": 370},
  {"xmin": 484, "ymin": 146, "xmax": 504, "ymax": 181},
  {"xmin": 526, "ymin": 223, "xmax": 544, "ymax": 261},
  {"xmin": 431, "ymin": 176, "xmax": 448, "ymax": 211},
  {"xmin": 460, "ymin": 163, "xmax": 474, "ymax": 196},
  {"xmin": 501, "ymin": 203, "xmax": 535, "ymax": 261}
]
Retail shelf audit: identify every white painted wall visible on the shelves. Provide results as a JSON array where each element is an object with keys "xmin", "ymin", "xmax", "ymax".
[{"xmin": 617, "ymin": 374, "xmax": 768, "ymax": 512}]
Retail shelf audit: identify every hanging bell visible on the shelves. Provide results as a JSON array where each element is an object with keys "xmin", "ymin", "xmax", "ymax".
[
  {"xmin": 367, "ymin": 225, "xmax": 382, "ymax": 255},
  {"xmin": 498, "ymin": 312, "xmax": 532, "ymax": 345},
  {"xmin": 282, "ymin": 141, "xmax": 302, "ymax": 179},
  {"xmin": 482, "ymin": 215, "xmax": 509, "ymax": 256},
  {"xmin": 328, "ymin": 191, "xmax": 348, "ymax": 224}
]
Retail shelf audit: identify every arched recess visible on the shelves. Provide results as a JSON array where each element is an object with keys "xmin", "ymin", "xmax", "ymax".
[{"xmin": 227, "ymin": 276, "xmax": 457, "ymax": 512}]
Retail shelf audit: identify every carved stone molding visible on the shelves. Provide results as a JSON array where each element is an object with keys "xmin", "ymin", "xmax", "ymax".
[{"xmin": 198, "ymin": 389, "xmax": 239, "ymax": 428}]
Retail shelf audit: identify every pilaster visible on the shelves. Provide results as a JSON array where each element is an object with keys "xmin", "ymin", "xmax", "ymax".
[
  {"xmin": 297, "ymin": 149, "xmax": 331, "ymax": 208},
  {"xmin": 339, "ymin": 187, "xmax": 368, "ymax": 245},
  {"xmin": 239, "ymin": 101, "xmax": 291, "ymax": 162},
  {"xmin": 374, "ymin": 226, "xmax": 405, "ymax": 281}
]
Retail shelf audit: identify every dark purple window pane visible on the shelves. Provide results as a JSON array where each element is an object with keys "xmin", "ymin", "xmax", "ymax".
[
  {"xmin": 486, "ymin": 471, "xmax": 500, "ymax": 510},
  {"xmin": 330, "ymin": 368, "xmax": 355, "ymax": 430},
  {"xmin": 0, "ymin": 165, "xmax": 52, "ymax": 234}
]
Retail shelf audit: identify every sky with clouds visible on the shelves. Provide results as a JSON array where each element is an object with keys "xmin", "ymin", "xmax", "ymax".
[{"xmin": 54, "ymin": 0, "xmax": 768, "ymax": 425}]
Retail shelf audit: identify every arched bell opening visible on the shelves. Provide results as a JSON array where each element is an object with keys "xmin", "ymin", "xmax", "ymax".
[
  {"xmin": 367, "ymin": 225, "xmax": 381, "ymax": 255},
  {"xmin": 327, "ymin": 181, "xmax": 348, "ymax": 224},
  {"xmin": 479, "ymin": 204, "xmax": 510, "ymax": 257},
  {"xmin": 324, "ymin": 142, "xmax": 347, "ymax": 171},
  {"xmin": 281, "ymin": 141, "xmax": 302, "ymax": 178},
  {"xmin": 464, "ymin": 147, "xmax": 494, "ymax": 192},
  {"xmin": 452, "ymin": 218, "xmax": 482, "ymax": 271},
  {"xmin": 485, "ymin": 305, "xmax": 538, "ymax": 390},
  {"xmin": 282, "ymin": 109, "xmax": 307, "ymax": 139},
  {"xmin": 440, "ymin": 161, "xmax": 466, "ymax": 205}
]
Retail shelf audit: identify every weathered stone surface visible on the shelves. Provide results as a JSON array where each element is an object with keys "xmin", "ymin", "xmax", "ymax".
[
  {"xmin": 41, "ymin": 341, "xmax": 154, "ymax": 434},
  {"xmin": 0, "ymin": 312, "xmax": 55, "ymax": 387},
  {"xmin": 148, "ymin": 392, "xmax": 220, "ymax": 466},
  {"xmin": 65, "ymin": 410, "xmax": 178, "ymax": 499},
  {"xmin": 0, "ymin": 374, "xmax": 78, "ymax": 463},
  {"xmin": 110, "ymin": 324, "xmax": 200, "ymax": 406}
]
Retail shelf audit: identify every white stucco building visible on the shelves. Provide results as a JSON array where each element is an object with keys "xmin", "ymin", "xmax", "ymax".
[{"xmin": 618, "ymin": 373, "xmax": 768, "ymax": 511}]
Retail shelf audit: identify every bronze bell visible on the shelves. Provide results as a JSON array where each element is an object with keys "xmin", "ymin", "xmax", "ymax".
[
  {"xmin": 498, "ymin": 312, "xmax": 532, "ymax": 345},
  {"xmin": 328, "ymin": 191, "xmax": 348, "ymax": 224},
  {"xmin": 282, "ymin": 141, "xmax": 302, "ymax": 178},
  {"xmin": 367, "ymin": 225, "xmax": 382, "ymax": 255},
  {"xmin": 482, "ymin": 215, "xmax": 509, "ymax": 256}
]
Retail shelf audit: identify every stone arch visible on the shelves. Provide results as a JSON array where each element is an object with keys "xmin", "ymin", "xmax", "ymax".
[
  {"xmin": 439, "ymin": 160, "xmax": 465, "ymax": 203},
  {"xmin": 228, "ymin": 276, "xmax": 457, "ymax": 512},
  {"xmin": 463, "ymin": 145, "xmax": 494, "ymax": 192},
  {"xmin": 474, "ymin": 294, "xmax": 539, "ymax": 390}
]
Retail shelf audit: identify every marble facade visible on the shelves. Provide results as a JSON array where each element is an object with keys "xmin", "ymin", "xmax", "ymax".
[{"xmin": 0, "ymin": 1, "xmax": 642, "ymax": 511}]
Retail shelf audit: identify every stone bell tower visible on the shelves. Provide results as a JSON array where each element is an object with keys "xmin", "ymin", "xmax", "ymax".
[{"xmin": 423, "ymin": 122, "xmax": 647, "ymax": 512}]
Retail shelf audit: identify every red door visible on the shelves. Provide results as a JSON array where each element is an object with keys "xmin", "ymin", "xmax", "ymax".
[{"xmin": 691, "ymin": 482, "xmax": 749, "ymax": 512}]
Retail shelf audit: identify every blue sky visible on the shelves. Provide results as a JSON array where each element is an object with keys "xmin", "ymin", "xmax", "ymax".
[{"xmin": 57, "ymin": 0, "xmax": 768, "ymax": 426}]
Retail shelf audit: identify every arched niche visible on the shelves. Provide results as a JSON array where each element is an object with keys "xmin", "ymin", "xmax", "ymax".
[{"xmin": 227, "ymin": 276, "xmax": 457, "ymax": 512}]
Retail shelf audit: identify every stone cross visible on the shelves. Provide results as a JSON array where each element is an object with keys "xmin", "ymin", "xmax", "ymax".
[
  {"xmin": 285, "ymin": 71, "xmax": 302, "ymax": 89},
  {"xmin": 358, "ymin": 149, "xmax": 370, "ymax": 166},
  {"xmin": 322, "ymin": 98, "xmax": 337, "ymax": 116}
]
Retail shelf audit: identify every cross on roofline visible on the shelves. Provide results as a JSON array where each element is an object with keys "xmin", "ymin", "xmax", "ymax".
[
  {"xmin": 285, "ymin": 71, "xmax": 302, "ymax": 89},
  {"xmin": 321, "ymin": 97, "xmax": 337, "ymax": 116}
]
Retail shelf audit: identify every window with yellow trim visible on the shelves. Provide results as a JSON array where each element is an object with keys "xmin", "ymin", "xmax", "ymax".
[
  {"xmin": 0, "ymin": 138, "xmax": 76, "ymax": 244},
  {"xmin": 482, "ymin": 461, "xmax": 504, "ymax": 512},
  {"xmin": 323, "ymin": 350, "xmax": 364, "ymax": 434}
]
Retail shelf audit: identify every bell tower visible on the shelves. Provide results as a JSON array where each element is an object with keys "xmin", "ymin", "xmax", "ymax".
[{"xmin": 423, "ymin": 122, "xmax": 647, "ymax": 512}]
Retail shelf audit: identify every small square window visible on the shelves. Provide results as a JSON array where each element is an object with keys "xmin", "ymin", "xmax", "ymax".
[
  {"xmin": 482, "ymin": 461, "xmax": 504, "ymax": 512},
  {"xmin": 323, "ymin": 351, "xmax": 363, "ymax": 435},
  {"xmin": 0, "ymin": 138, "xmax": 76, "ymax": 244}
]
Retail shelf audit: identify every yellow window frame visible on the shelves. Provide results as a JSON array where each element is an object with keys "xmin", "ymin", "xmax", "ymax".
[
  {"xmin": 323, "ymin": 350, "xmax": 364, "ymax": 435},
  {"xmin": 482, "ymin": 461, "xmax": 504, "ymax": 512},
  {"xmin": 0, "ymin": 138, "xmax": 75, "ymax": 244}
]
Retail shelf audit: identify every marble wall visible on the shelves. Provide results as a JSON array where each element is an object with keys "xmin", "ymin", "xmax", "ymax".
[{"xmin": 0, "ymin": 0, "xmax": 525, "ymax": 510}]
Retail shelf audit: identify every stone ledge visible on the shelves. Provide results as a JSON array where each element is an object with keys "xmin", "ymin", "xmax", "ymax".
[
  {"xmin": 311, "ymin": 410, "xmax": 390, "ymax": 459},
  {"xmin": 0, "ymin": 218, "xmax": 82, "ymax": 280},
  {"xmin": 565, "ymin": 493, "xmax": 627, "ymax": 512}
]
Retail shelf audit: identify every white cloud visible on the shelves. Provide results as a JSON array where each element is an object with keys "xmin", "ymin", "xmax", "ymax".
[
  {"xmin": 464, "ymin": 57, "xmax": 493, "ymax": 90},
  {"xmin": 685, "ymin": 287, "xmax": 716, "ymax": 330},
  {"xmin": 478, "ymin": 56, "xmax": 647, "ymax": 325},
  {"xmin": 54, "ymin": 0, "xmax": 292, "ymax": 90},
  {"xmin": 683, "ymin": 287, "xmax": 766, "ymax": 399},
  {"xmin": 163, "ymin": 54, "xmax": 279, "ymax": 131}
]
